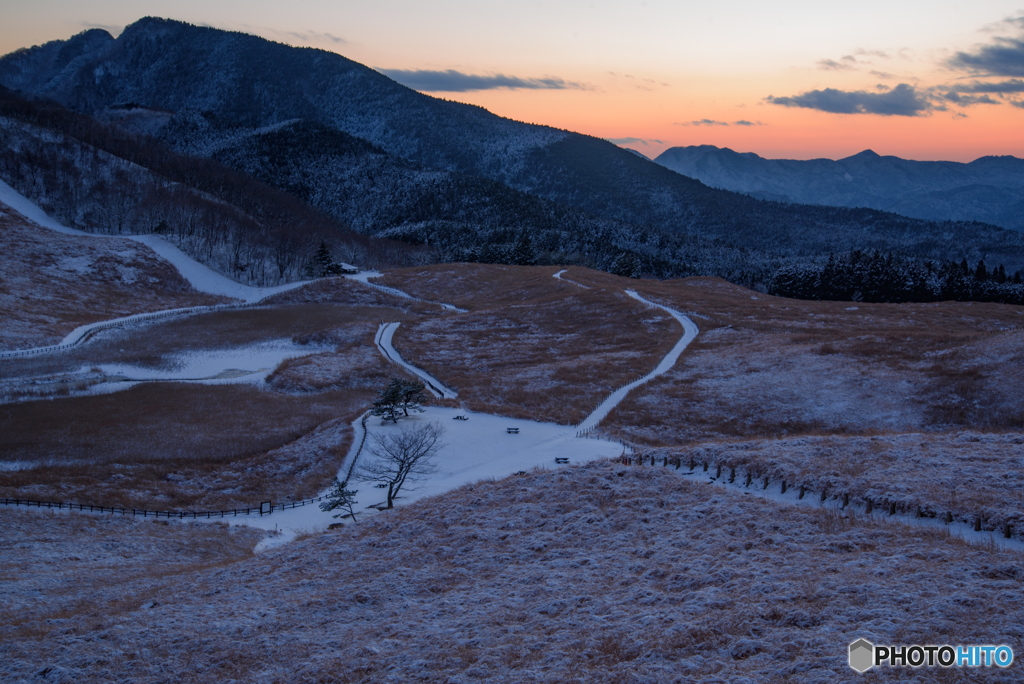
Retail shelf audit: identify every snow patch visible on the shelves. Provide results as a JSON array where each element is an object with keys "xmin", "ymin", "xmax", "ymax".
[{"xmin": 94, "ymin": 340, "xmax": 316, "ymax": 385}]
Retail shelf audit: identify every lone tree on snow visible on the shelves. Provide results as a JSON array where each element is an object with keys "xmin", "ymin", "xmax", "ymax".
[
  {"xmin": 319, "ymin": 479, "xmax": 359, "ymax": 522},
  {"xmin": 359, "ymin": 421, "xmax": 445, "ymax": 509},
  {"xmin": 371, "ymin": 377, "xmax": 428, "ymax": 423}
]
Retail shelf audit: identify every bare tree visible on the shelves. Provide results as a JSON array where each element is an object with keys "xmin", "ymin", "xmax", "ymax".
[{"xmin": 359, "ymin": 422, "xmax": 445, "ymax": 509}]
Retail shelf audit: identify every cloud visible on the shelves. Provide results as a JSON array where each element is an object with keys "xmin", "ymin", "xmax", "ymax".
[
  {"xmin": 948, "ymin": 17, "xmax": 1024, "ymax": 77},
  {"xmin": 606, "ymin": 72, "xmax": 670, "ymax": 90},
  {"xmin": 817, "ymin": 59, "xmax": 855, "ymax": 71},
  {"xmin": 1011, "ymin": 100, "xmax": 1024, "ymax": 108},
  {"xmin": 765, "ymin": 83, "xmax": 931, "ymax": 116},
  {"xmin": 981, "ymin": 14, "xmax": 1024, "ymax": 33},
  {"xmin": 816, "ymin": 49, "xmax": 890, "ymax": 72},
  {"xmin": 378, "ymin": 69, "xmax": 585, "ymax": 92},
  {"xmin": 679, "ymin": 118, "xmax": 730, "ymax": 126},
  {"xmin": 675, "ymin": 119, "xmax": 764, "ymax": 127},
  {"xmin": 853, "ymin": 49, "xmax": 890, "ymax": 60},
  {"xmin": 950, "ymin": 78, "xmax": 1024, "ymax": 94},
  {"xmin": 282, "ymin": 30, "xmax": 346, "ymax": 45},
  {"xmin": 605, "ymin": 137, "xmax": 666, "ymax": 146},
  {"xmin": 941, "ymin": 91, "xmax": 999, "ymax": 105},
  {"xmin": 870, "ymin": 70, "xmax": 896, "ymax": 80}
]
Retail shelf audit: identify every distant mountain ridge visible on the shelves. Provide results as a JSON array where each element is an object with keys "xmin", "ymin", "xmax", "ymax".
[
  {"xmin": 655, "ymin": 146, "xmax": 1024, "ymax": 232},
  {"xmin": 3, "ymin": 17, "xmax": 1024, "ymax": 280}
]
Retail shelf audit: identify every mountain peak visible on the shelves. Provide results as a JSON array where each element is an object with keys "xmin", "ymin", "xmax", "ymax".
[{"xmin": 846, "ymin": 149, "xmax": 880, "ymax": 160}]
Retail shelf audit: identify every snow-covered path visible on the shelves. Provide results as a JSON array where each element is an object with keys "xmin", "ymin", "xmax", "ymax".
[
  {"xmin": 0, "ymin": 180, "xmax": 309, "ymax": 304},
  {"xmin": 346, "ymin": 270, "xmax": 467, "ymax": 312},
  {"xmin": 552, "ymin": 268, "xmax": 590, "ymax": 289},
  {"xmin": 0, "ymin": 181, "xmax": 314, "ymax": 358},
  {"xmin": 375, "ymin": 322, "xmax": 458, "ymax": 398},
  {"xmin": 575, "ymin": 289, "xmax": 699, "ymax": 433}
]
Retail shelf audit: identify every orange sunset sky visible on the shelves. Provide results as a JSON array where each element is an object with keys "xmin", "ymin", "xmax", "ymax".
[{"xmin": 3, "ymin": 1, "xmax": 1024, "ymax": 161}]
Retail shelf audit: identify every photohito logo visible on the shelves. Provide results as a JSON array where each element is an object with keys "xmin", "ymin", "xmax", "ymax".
[{"xmin": 849, "ymin": 639, "xmax": 1014, "ymax": 671}]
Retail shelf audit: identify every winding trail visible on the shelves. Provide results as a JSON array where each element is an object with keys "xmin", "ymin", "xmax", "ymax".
[
  {"xmin": 346, "ymin": 271, "xmax": 467, "ymax": 312},
  {"xmin": 374, "ymin": 322, "xmax": 458, "ymax": 399},
  {"xmin": 552, "ymin": 268, "xmax": 590, "ymax": 289},
  {"xmin": 575, "ymin": 290, "xmax": 699, "ymax": 433},
  {"xmin": 0, "ymin": 180, "xmax": 309, "ymax": 358},
  {"xmin": 0, "ymin": 182, "xmax": 466, "ymax": 359}
]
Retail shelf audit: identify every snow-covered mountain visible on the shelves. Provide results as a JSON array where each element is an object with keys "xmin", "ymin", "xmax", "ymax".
[
  {"xmin": 4, "ymin": 17, "xmax": 1024, "ymax": 280},
  {"xmin": 656, "ymin": 145, "xmax": 1024, "ymax": 232}
]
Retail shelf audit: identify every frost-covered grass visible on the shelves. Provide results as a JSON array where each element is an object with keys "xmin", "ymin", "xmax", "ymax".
[
  {"xmin": 4, "ymin": 462, "xmax": 1023, "ymax": 682},
  {"xmin": 0, "ymin": 201, "xmax": 225, "ymax": 349},
  {"xmin": 597, "ymin": 274, "xmax": 1024, "ymax": 442},
  {"xmin": 0, "ymin": 509, "xmax": 264, "ymax": 642},
  {"xmin": 643, "ymin": 431, "xmax": 1024, "ymax": 535}
]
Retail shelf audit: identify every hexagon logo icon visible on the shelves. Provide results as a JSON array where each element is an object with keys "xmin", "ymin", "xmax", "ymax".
[{"xmin": 849, "ymin": 639, "xmax": 874, "ymax": 672}]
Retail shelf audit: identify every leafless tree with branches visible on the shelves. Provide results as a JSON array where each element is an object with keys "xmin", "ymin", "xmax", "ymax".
[{"xmin": 359, "ymin": 422, "xmax": 445, "ymax": 509}]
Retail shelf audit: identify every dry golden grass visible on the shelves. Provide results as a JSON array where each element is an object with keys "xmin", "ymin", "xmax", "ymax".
[
  {"xmin": 381, "ymin": 264, "xmax": 679, "ymax": 424},
  {"xmin": 378, "ymin": 263, "xmax": 589, "ymax": 310},
  {"xmin": 265, "ymin": 275, "xmax": 446, "ymax": 317},
  {"xmin": 0, "ymin": 382, "xmax": 369, "ymax": 509},
  {"xmin": 0, "ymin": 303, "xmax": 416, "ymax": 392},
  {"xmin": 0, "ymin": 300, "xmax": 426, "ymax": 509}
]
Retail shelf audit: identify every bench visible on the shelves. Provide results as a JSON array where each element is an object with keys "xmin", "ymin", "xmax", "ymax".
[
  {"xmin": 507, "ymin": 427, "xmax": 520, "ymax": 434},
  {"xmin": 555, "ymin": 457, "xmax": 569, "ymax": 464}
]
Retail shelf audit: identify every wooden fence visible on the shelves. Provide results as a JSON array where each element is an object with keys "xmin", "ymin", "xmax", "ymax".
[{"xmin": 0, "ymin": 494, "xmax": 329, "ymax": 518}]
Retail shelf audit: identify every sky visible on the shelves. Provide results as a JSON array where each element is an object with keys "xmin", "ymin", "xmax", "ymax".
[{"xmin": 2, "ymin": 1, "xmax": 1024, "ymax": 161}]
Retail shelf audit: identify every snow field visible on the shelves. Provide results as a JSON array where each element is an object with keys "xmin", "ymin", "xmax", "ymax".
[
  {"xmin": 225, "ymin": 406, "xmax": 624, "ymax": 550},
  {"xmin": 94, "ymin": 339, "xmax": 319, "ymax": 386}
]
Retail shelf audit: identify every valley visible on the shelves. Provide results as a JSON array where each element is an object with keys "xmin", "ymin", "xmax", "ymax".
[{"xmin": 2, "ymin": 184, "xmax": 1022, "ymax": 681}]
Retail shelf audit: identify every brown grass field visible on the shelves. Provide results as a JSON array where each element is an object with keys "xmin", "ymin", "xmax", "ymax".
[
  {"xmin": 4, "ymin": 259, "xmax": 1024, "ymax": 682},
  {"xmin": 379, "ymin": 264, "xmax": 679, "ymax": 424},
  {"xmin": 0, "ymin": 302, "xmax": 420, "ymax": 509}
]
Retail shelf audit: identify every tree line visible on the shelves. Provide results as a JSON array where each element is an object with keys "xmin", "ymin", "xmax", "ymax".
[{"xmin": 769, "ymin": 250, "xmax": 1024, "ymax": 305}]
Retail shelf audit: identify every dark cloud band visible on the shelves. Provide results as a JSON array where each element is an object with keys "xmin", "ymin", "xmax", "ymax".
[
  {"xmin": 379, "ymin": 69, "xmax": 583, "ymax": 92},
  {"xmin": 951, "ymin": 79, "xmax": 1024, "ymax": 94},
  {"xmin": 766, "ymin": 84, "xmax": 930, "ymax": 116},
  {"xmin": 949, "ymin": 38, "xmax": 1024, "ymax": 77}
]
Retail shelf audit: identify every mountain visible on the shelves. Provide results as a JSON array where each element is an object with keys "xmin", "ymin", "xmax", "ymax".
[
  {"xmin": 655, "ymin": 145, "xmax": 1024, "ymax": 232},
  {"xmin": 3, "ymin": 17, "xmax": 1024, "ymax": 280}
]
